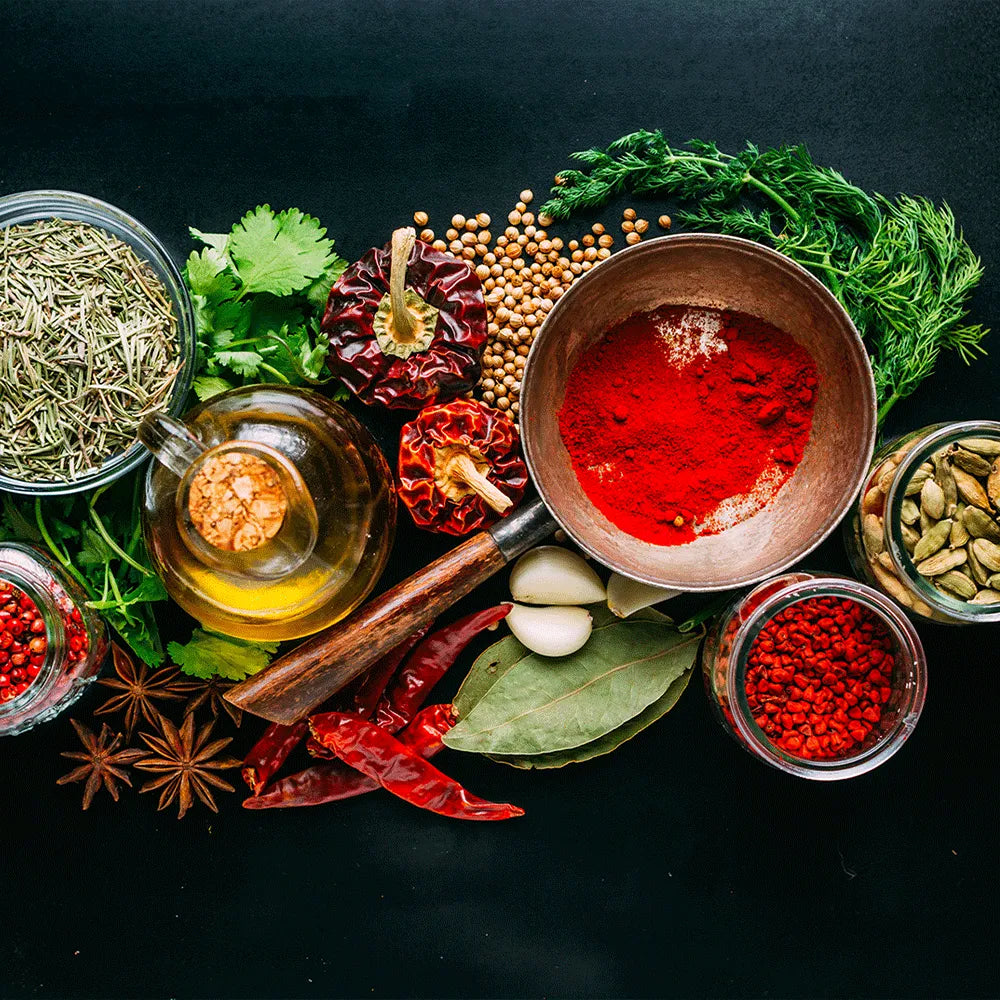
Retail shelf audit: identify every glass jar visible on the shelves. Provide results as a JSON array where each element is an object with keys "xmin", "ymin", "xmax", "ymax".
[
  {"xmin": 0, "ymin": 543, "xmax": 108, "ymax": 736},
  {"xmin": 701, "ymin": 572, "xmax": 927, "ymax": 780},
  {"xmin": 846, "ymin": 421, "xmax": 1000, "ymax": 624}
]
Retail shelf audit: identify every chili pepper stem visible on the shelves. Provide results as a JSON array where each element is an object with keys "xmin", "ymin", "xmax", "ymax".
[
  {"xmin": 444, "ymin": 452, "xmax": 513, "ymax": 514},
  {"xmin": 389, "ymin": 227, "xmax": 418, "ymax": 344}
]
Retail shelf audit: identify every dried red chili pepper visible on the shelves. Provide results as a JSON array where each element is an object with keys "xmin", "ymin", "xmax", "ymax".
[
  {"xmin": 344, "ymin": 623, "xmax": 432, "ymax": 719},
  {"xmin": 241, "ymin": 720, "xmax": 309, "ymax": 795},
  {"xmin": 375, "ymin": 604, "xmax": 512, "ymax": 731},
  {"xmin": 244, "ymin": 704, "xmax": 456, "ymax": 810},
  {"xmin": 398, "ymin": 400, "xmax": 527, "ymax": 535},
  {"xmin": 309, "ymin": 712, "xmax": 523, "ymax": 821},
  {"xmin": 322, "ymin": 227, "xmax": 487, "ymax": 409}
]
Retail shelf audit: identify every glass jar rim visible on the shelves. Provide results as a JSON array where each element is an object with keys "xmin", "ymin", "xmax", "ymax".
[
  {"xmin": 0, "ymin": 545, "xmax": 68, "ymax": 720},
  {"xmin": 0, "ymin": 189, "xmax": 195, "ymax": 497},
  {"xmin": 883, "ymin": 420, "xmax": 1000, "ymax": 623},
  {"xmin": 725, "ymin": 573, "xmax": 928, "ymax": 780}
]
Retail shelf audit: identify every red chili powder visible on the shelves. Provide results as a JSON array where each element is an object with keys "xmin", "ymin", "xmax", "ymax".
[{"xmin": 557, "ymin": 306, "xmax": 819, "ymax": 545}]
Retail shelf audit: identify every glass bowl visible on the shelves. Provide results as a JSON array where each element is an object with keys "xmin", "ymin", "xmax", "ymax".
[
  {"xmin": 701, "ymin": 571, "xmax": 927, "ymax": 780},
  {"xmin": 0, "ymin": 189, "xmax": 195, "ymax": 496}
]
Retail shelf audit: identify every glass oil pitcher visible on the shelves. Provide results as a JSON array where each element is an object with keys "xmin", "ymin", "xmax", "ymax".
[{"xmin": 139, "ymin": 385, "xmax": 395, "ymax": 641}]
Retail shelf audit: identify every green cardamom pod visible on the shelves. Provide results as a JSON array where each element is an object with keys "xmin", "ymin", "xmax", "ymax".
[
  {"xmin": 959, "ymin": 438, "xmax": 1000, "ymax": 458},
  {"xmin": 950, "ymin": 509, "xmax": 970, "ymax": 548},
  {"xmin": 916, "ymin": 547, "xmax": 968, "ymax": 577},
  {"xmin": 953, "ymin": 466, "xmax": 991, "ymax": 509},
  {"xmin": 967, "ymin": 541, "xmax": 991, "ymax": 586},
  {"xmin": 904, "ymin": 467, "xmax": 932, "ymax": 497},
  {"xmin": 933, "ymin": 450, "xmax": 959, "ymax": 515},
  {"xmin": 912, "ymin": 519, "xmax": 952, "ymax": 563},
  {"xmin": 900, "ymin": 522, "xmax": 920, "ymax": 553},
  {"xmin": 971, "ymin": 537, "xmax": 1000, "ymax": 572},
  {"xmin": 961, "ymin": 506, "xmax": 1000, "ymax": 543},
  {"xmin": 950, "ymin": 447, "xmax": 993, "ymax": 478},
  {"xmin": 900, "ymin": 498, "xmax": 921, "ymax": 525},
  {"xmin": 970, "ymin": 589, "xmax": 1000, "ymax": 605},
  {"xmin": 934, "ymin": 570, "xmax": 978, "ymax": 600},
  {"xmin": 920, "ymin": 478, "xmax": 946, "ymax": 520},
  {"xmin": 988, "ymin": 460, "xmax": 1000, "ymax": 508}
]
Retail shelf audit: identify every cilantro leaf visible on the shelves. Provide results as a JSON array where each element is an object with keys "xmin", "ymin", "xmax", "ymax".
[
  {"xmin": 215, "ymin": 350, "xmax": 265, "ymax": 377},
  {"xmin": 228, "ymin": 205, "xmax": 336, "ymax": 297},
  {"xmin": 184, "ymin": 247, "xmax": 229, "ymax": 296},
  {"xmin": 303, "ymin": 254, "xmax": 348, "ymax": 311},
  {"xmin": 191, "ymin": 375, "xmax": 234, "ymax": 401},
  {"xmin": 189, "ymin": 228, "xmax": 231, "ymax": 257},
  {"xmin": 168, "ymin": 629, "xmax": 280, "ymax": 681}
]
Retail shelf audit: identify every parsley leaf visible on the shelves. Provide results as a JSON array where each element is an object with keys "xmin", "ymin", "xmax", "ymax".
[
  {"xmin": 168, "ymin": 628, "xmax": 280, "ymax": 681},
  {"xmin": 228, "ymin": 205, "xmax": 337, "ymax": 297}
]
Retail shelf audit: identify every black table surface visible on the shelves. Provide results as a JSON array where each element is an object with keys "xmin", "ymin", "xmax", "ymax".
[{"xmin": 1, "ymin": 2, "xmax": 998, "ymax": 997}]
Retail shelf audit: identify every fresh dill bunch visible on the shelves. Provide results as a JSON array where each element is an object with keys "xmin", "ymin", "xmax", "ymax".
[{"xmin": 542, "ymin": 131, "xmax": 987, "ymax": 421}]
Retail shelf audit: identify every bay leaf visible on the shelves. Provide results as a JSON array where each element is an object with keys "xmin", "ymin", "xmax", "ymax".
[
  {"xmin": 443, "ymin": 619, "xmax": 701, "ymax": 756},
  {"xmin": 487, "ymin": 665, "xmax": 693, "ymax": 769},
  {"xmin": 451, "ymin": 605, "xmax": 671, "ymax": 720},
  {"xmin": 452, "ymin": 633, "xmax": 527, "ymax": 719}
]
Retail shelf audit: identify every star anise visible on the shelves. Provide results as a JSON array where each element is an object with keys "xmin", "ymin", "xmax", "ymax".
[
  {"xmin": 56, "ymin": 719, "xmax": 146, "ymax": 810},
  {"xmin": 181, "ymin": 676, "xmax": 243, "ymax": 728},
  {"xmin": 135, "ymin": 711, "xmax": 242, "ymax": 819},
  {"xmin": 95, "ymin": 643, "xmax": 194, "ymax": 738}
]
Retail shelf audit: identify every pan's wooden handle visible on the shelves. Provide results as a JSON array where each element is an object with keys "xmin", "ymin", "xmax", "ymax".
[{"xmin": 225, "ymin": 530, "xmax": 508, "ymax": 724}]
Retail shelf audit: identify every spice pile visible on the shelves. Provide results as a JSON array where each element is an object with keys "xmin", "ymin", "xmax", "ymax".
[
  {"xmin": 558, "ymin": 306, "xmax": 818, "ymax": 545},
  {"xmin": 745, "ymin": 596, "xmax": 898, "ymax": 760},
  {"xmin": 0, "ymin": 218, "xmax": 181, "ymax": 482},
  {"xmin": 411, "ymin": 194, "xmax": 670, "ymax": 414}
]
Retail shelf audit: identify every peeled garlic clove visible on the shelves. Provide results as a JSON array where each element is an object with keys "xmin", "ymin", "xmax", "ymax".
[
  {"xmin": 506, "ymin": 603, "xmax": 592, "ymax": 657},
  {"xmin": 607, "ymin": 572, "xmax": 682, "ymax": 618},
  {"xmin": 509, "ymin": 545, "xmax": 606, "ymax": 605}
]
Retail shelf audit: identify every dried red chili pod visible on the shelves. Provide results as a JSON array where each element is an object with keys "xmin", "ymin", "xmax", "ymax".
[
  {"xmin": 241, "ymin": 720, "xmax": 309, "ymax": 795},
  {"xmin": 398, "ymin": 399, "xmax": 528, "ymax": 535},
  {"xmin": 308, "ymin": 712, "xmax": 523, "ymax": 821},
  {"xmin": 243, "ymin": 704, "xmax": 456, "ymax": 810},
  {"xmin": 322, "ymin": 227, "xmax": 487, "ymax": 409}
]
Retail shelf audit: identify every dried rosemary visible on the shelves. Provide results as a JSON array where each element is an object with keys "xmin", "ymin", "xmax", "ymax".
[{"xmin": 0, "ymin": 218, "xmax": 181, "ymax": 482}]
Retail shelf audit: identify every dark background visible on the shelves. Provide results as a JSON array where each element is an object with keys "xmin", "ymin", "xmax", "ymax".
[{"xmin": 1, "ymin": 1, "xmax": 998, "ymax": 997}]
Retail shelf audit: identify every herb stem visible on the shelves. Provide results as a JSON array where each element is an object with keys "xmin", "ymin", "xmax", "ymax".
[
  {"xmin": 88, "ymin": 487, "xmax": 153, "ymax": 577},
  {"xmin": 33, "ymin": 499, "xmax": 92, "ymax": 594},
  {"xmin": 742, "ymin": 173, "xmax": 800, "ymax": 222}
]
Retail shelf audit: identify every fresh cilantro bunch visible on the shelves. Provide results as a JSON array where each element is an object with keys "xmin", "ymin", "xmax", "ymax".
[
  {"xmin": 185, "ymin": 205, "xmax": 349, "ymax": 401},
  {"xmin": 0, "ymin": 481, "xmax": 167, "ymax": 667}
]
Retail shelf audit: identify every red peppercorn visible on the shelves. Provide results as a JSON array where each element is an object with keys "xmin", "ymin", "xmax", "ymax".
[{"xmin": 0, "ymin": 578, "xmax": 56, "ymax": 707}]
